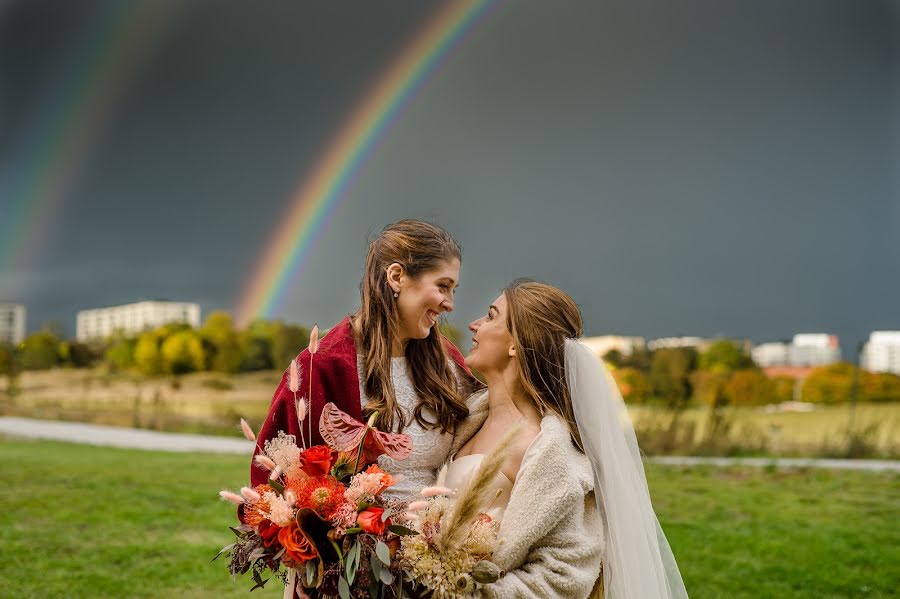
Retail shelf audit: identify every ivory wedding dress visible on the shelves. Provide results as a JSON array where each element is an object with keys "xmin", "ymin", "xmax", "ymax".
[{"xmin": 436, "ymin": 453, "xmax": 514, "ymax": 523}]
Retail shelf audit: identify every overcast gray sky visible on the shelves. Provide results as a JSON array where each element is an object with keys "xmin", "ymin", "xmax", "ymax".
[{"xmin": 1, "ymin": 0, "xmax": 898, "ymax": 353}]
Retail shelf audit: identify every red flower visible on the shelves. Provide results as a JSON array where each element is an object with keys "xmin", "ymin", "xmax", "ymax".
[
  {"xmin": 357, "ymin": 507, "xmax": 389, "ymax": 535},
  {"xmin": 293, "ymin": 475, "xmax": 346, "ymax": 520},
  {"xmin": 299, "ymin": 445, "xmax": 337, "ymax": 476},
  {"xmin": 257, "ymin": 519, "xmax": 281, "ymax": 548},
  {"xmin": 278, "ymin": 522, "xmax": 317, "ymax": 565}
]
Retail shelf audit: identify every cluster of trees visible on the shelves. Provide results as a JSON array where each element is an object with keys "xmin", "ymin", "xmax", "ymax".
[
  {"xmin": 0, "ymin": 312, "xmax": 311, "ymax": 377},
  {"xmin": 605, "ymin": 339, "xmax": 900, "ymax": 407}
]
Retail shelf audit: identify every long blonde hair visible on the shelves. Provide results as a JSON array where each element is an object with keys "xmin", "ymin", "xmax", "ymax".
[
  {"xmin": 355, "ymin": 220, "xmax": 468, "ymax": 433},
  {"xmin": 503, "ymin": 279, "xmax": 584, "ymax": 450}
]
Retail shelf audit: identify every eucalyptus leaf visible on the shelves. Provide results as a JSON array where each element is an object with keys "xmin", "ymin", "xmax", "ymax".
[
  {"xmin": 306, "ymin": 560, "xmax": 316, "ymax": 586},
  {"xmin": 381, "ymin": 509, "xmax": 392, "ymax": 522},
  {"xmin": 370, "ymin": 551, "xmax": 383, "ymax": 578},
  {"xmin": 338, "ymin": 576, "xmax": 351, "ymax": 599},
  {"xmin": 375, "ymin": 540, "xmax": 391, "ymax": 566},
  {"xmin": 379, "ymin": 567, "xmax": 395, "ymax": 586},
  {"xmin": 212, "ymin": 543, "xmax": 234, "ymax": 562},
  {"xmin": 345, "ymin": 542, "xmax": 360, "ymax": 585}
]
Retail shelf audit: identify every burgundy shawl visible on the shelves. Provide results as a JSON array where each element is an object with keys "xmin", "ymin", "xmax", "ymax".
[{"xmin": 248, "ymin": 315, "xmax": 475, "ymax": 489}]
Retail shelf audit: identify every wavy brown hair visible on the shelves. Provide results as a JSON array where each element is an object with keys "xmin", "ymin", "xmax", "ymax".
[
  {"xmin": 354, "ymin": 220, "xmax": 468, "ymax": 434},
  {"xmin": 503, "ymin": 279, "xmax": 585, "ymax": 450}
]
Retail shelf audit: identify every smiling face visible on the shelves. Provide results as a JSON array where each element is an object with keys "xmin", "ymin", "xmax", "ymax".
[
  {"xmin": 465, "ymin": 293, "xmax": 515, "ymax": 375},
  {"xmin": 391, "ymin": 257, "xmax": 460, "ymax": 343}
]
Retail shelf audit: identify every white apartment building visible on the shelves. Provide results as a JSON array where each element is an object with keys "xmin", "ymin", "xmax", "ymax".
[
  {"xmin": 582, "ymin": 335, "xmax": 646, "ymax": 360},
  {"xmin": 0, "ymin": 303, "xmax": 26, "ymax": 345},
  {"xmin": 789, "ymin": 333, "xmax": 841, "ymax": 366},
  {"xmin": 76, "ymin": 300, "xmax": 201, "ymax": 341},
  {"xmin": 862, "ymin": 331, "xmax": 900, "ymax": 375},
  {"xmin": 752, "ymin": 342, "xmax": 790, "ymax": 368},
  {"xmin": 647, "ymin": 336, "xmax": 712, "ymax": 352},
  {"xmin": 755, "ymin": 334, "xmax": 841, "ymax": 367}
]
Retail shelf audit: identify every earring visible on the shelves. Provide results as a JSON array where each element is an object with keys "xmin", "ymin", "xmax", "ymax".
[{"xmin": 393, "ymin": 291, "xmax": 399, "ymax": 298}]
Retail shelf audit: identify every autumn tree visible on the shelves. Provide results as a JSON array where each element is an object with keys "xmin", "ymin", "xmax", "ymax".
[
  {"xmin": 649, "ymin": 348, "xmax": 697, "ymax": 409},
  {"xmin": 18, "ymin": 331, "xmax": 62, "ymax": 370},
  {"xmin": 201, "ymin": 311, "xmax": 242, "ymax": 373},
  {"xmin": 161, "ymin": 330, "xmax": 206, "ymax": 374}
]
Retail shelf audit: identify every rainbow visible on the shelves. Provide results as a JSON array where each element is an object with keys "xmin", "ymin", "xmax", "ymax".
[
  {"xmin": 0, "ymin": 1, "xmax": 176, "ymax": 291},
  {"xmin": 235, "ymin": 0, "xmax": 500, "ymax": 325}
]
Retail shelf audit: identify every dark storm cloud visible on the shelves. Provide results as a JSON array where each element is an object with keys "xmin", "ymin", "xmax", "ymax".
[{"xmin": 1, "ymin": 0, "xmax": 897, "ymax": 352}]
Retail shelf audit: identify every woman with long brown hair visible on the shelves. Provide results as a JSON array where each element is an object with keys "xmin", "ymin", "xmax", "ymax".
[
  {"xmin": 445, "ymin": 280, "xmax": 687, "ymax": 598},
  {"xmin": 249, "ymin": 220, "xmax": 477, "ymax": 499}
]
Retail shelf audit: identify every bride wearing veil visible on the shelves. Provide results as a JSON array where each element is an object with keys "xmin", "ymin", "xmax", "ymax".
[{"xmin": 444, "ymin": 279, "xmax": 688, "ymax": 598}]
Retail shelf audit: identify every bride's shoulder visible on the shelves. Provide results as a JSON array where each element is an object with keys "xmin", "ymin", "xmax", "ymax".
[{"xmin": 520, "ymin": 415, "xmax": 594, "ymax": 491}]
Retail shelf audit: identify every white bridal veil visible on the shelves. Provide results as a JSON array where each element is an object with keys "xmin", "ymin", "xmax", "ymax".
[{"xmin": 565, "ymin": 339, "xmax": 689, "ymax": 599}]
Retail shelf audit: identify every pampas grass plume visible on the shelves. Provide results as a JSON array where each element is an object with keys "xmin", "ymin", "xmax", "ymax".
[
  {"xmin": 289, "ymin": 359, "xmax": 299, "ymax": 393},
  {"xmin": 239, "ymin": 418, "xmax": 256, "ymax": 442},
  {"xmin": 421, "ymin": 486, "xmax": 454, "ymax": 497},
  {"xmin": 269, "ymin": 466, "xmax": 282, "ymax": 481},
  {"xmin": 439, "ymin": 425, "xmax": 520, "ymax": 551},
  {"xmin": 219, "ymin": 490, "xmax": 245, "ymax": 505},
  {"xmin": 296, "ymin": 398, "xmax": 307, "ymax": 422},
  {"xmin": 240, "ymin": 486, "xmax": 261, "ymax": 502},
  {"xmin": 408, "ymin": 500, "xmax": 429, "ymax": 512},
  {"xmin": 308, "ymin": 325, "xmax": 319, "ymax": 355},
  {"xmin": 255, "ymin": 454, "xmax": 276, "ymax": 471}
]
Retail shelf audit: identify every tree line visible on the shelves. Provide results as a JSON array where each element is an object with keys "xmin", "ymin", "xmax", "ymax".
[
  {"xmin": 605, "ymin": 339, "xmax": 900, "ymax": 406},
  {"xmin": 0, "ymin": 312, "xmax": 310, "ymax": 377}
]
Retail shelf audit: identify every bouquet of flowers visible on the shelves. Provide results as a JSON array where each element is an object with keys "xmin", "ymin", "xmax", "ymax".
[
  {"xmin": 397, "ymin": 430, "xmax": 518, "ymax": 598},
  {"xmin": 218, "ymin": 327, "xmax": 417, "ymax": 598}
]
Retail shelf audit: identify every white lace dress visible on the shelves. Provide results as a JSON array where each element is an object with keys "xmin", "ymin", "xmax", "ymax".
[{"xmin": 357, "ymin": 355, "xmax": 455, "ymax": 501}]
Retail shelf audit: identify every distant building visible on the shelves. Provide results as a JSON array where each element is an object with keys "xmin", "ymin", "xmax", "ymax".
[
  {"xmin": 582, "ymin": 335, "xmax": 646, "ymax": 360},
  {"xmin": 0, "ymin": 303, "xmax": 26, "ymax": 345},
  {"xmin": 753, "ymin": 334, "xmax": 841, "ymax": 367},
  {"xmin": 647, "ymin": 336, "xmax": 713, "ymax": 352},
  {"xmin": 76, "ymin": 300, "xmax": 201, "ymax": 341},
  {"xmin": 789, "ymin": 334, "xmax": 841, "ymax": 366},
  {"xmin": 862, "ymin": 331, "xmax": 900, "ymax": 375},
  {"xmin": 752, "ymin": 342, "xmax": 790, "ymax": 368}
]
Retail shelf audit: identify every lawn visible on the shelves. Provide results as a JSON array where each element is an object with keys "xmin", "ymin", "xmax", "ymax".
[{"xmin": 1, "ymin": 438, "xmax": 897, "ymax": 598}]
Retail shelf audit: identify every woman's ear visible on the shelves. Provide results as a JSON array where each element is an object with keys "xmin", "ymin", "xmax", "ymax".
[
  {"xmin": 508, "ymin": 345, "xmax": 516, "ymax": 357},
  {"xmin": 385, "ymin": 262, "xmax": 405, "ymax": 294}
]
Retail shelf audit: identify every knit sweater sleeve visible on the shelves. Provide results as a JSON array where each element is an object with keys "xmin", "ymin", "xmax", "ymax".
[{"xmin": 477, "ymin": 492, "xmax": 603, "ymax": 599}]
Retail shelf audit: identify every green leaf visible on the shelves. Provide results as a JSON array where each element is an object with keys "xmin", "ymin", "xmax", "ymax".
[
  {"xmin": 379, "ymin": 567, "xmax": 395, "ymax": 586},
  {"xmin": 268, "ymin": 477, "xmax": 285, "ymax": 493},
  {"xmin": 338, "ymin": 576, "xmax": 351, "ymax": 599},
  {"xmin": 343, "ymin": 527, "xmax": 362, "ymax": 535},
  {"xmin": 306, "ymin": 560, "xmax": 316, "ymax": 587},
  {"xmin": 388, "ymin": 524, "xmax": 418, "ymax": 536},
  {"xmin": 375, "ymin": 540, "xmax": 391, "ymax": 566},
  {"xmin": 345, "ymin": 542, "xmax": 360, "ymax": 585},
  {"xmin": 370, "ymin": 551, "xmax": 383, "ymax": 579},
  {"xmin": 330, "ymin": 538, "xmax": 344, "ymax": 563},
  {"xmin": 212, "ymin": 543, "xmax": 234, "ymax": 562}
]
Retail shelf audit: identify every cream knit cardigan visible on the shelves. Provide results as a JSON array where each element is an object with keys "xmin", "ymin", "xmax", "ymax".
[{"xmin": 450, "ymin": 390, "xmax": 605, "ymax": 599}]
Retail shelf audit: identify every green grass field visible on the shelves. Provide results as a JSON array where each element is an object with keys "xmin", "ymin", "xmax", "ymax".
[{"xmin": 1, "ymin": 438, "xmax": 896, "ymax": 598}]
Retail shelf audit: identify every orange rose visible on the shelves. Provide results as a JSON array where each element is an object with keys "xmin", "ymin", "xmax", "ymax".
[
  {"xmin": 357, "ymin": 507, "xmax": 389, "ymax": 535},
  {"xmin": 278, "ymin": 522, "xmax": 318, "ymax": 564},
  {"xmin": 299, "ymin": 445, "xmax": 336, "ymax": 476},
  {"xmin": 364, "ymin": 464, "xmax": 396, "ymax": 494}
]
